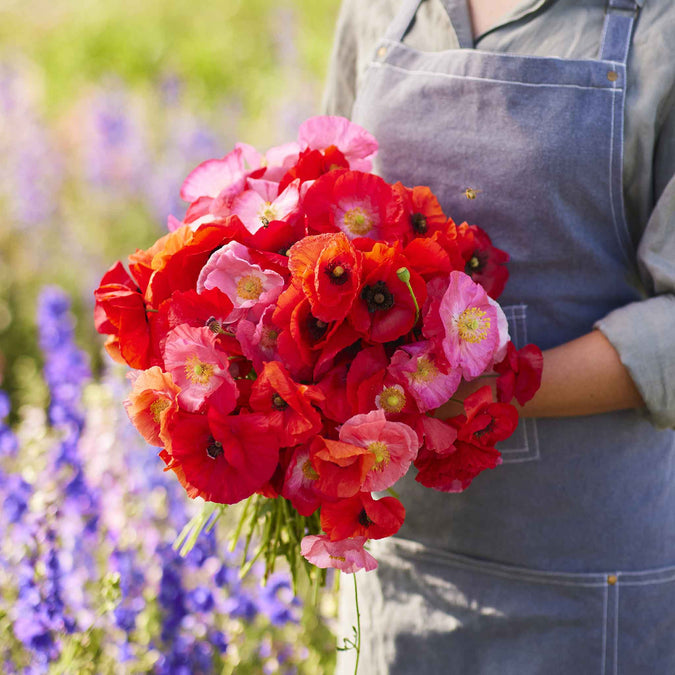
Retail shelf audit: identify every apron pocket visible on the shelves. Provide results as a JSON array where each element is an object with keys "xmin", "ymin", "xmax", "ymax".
[
  {"xmin": 340, "ymin": 538, "xmax": 609, "ymax": 675},
  {"xmin": 498, "ymin": 304, "xmax": 540, "ymax": 463}
]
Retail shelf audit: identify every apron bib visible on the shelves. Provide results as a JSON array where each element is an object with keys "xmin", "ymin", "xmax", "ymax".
[{"xmin": 337, "ymin": 1, "xmax": 675, "ymax": 672}]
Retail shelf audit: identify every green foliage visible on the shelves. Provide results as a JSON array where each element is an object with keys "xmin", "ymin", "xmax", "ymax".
[{"xmin": 0, "ymin": 0, "xmax": 340, "ymax": 117}]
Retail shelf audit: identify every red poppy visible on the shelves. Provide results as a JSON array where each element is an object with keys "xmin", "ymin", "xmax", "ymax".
[
  {"xmin": 146, "ymin": 223, "xmax": 236, "ymax": 306},
  {"xmin": 303, "ymin": 170, "xmax": 408, "ymax": 243},
  {"xmin": 314, "ymin": 358, "xmax": 352, "ymax": 423},
  {"xmin": 458, "ymin": 386, "xmax": 519, "ymax": 447},
  {"xmin": 249, "ymin": 361, "xmax": 324, "ymax": 447},
  {"xmin": 288, "ymin": 232, "xmax": 364, "ymax": 323},
  {"xmin": 124, "ymin": 367, "xmax": 179, "ymax": 447},
  {"xmin": 94, "ymin": 261, "xmax": 161, "ymax": 370},
  {"xmin": 160, "ymin": 408, "xmax": 279, "ymax": 504},
  {"xmin": 274, "ymin": 285, "xmax": 360, "ymax": 381},
  {"xmin": 392, "ymin": 182, "xmax": 450, "ymax": 242},
  {"xmin": 494, "ymin": 342, "xmax": 544, "ymax": 406},
  {"xmin": 345, "ymin": 345, "xmax": 388, "ymax": 415},
  {"xmin": 310, "ymin": 435, "xmax": 376, "ymax": 499},
  {"xmin": 154, "ymin": 287, "xmax": 238, "ymax": 354},
  {"xmin": 282, "ymin": 444, "xmax": 322, "ymax": 516},
  {"xmin": 278, "ymin": 145, "xmax": 350, "ymax": 192},
  {"xmin": 349, "ymin": 242, "xmax": 427, "ymax": 343},
  {"xmin": 414, "ymin": 438, "xmax": 502, "ymax": 493},
  {"xmin": 320, "ymin": 491, "xmax": 405, "ymax": 541},
  {"xmin": 402, "ymin": 234, "xmax": 452, "ymax": 280},
  {"xmin": 462, "ymin": 224, "xmax": 509, "ymax": 299}
]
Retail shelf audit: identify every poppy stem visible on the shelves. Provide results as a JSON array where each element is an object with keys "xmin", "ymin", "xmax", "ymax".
[
  {"xmin": 396, "ymin": 267, "xmax": 420, "ymax": 322},
  {"xmin": 353, "ymin": 573, "xmax": 361, "ymax": 675}
]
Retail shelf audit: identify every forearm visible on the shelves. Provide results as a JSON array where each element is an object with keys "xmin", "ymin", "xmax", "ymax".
[
  {"xmin": 517, "ymin": 329, "xmax": 644, "ymax": 418},
  {"xmin": 435, "ymin": 329, "xmax": 645, "ymax": 420}
]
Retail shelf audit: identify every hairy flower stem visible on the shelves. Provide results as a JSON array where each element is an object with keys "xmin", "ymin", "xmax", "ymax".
[
  {"xmin": 354, "ymin": 574, "xmax": 361, "ymax": 675},
  {"xmin": 396, "ymin": 267, "xmax": 420, "ymax": 322}
]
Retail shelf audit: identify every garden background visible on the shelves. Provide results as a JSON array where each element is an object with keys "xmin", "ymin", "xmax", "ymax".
[{"xmin": 0, "ymin": 0, "xmax": 343, "ymax": 672}]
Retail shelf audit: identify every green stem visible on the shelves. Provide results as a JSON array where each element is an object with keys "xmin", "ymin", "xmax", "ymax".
[
  {"xmin": 396, "ymin": 267, "xmax": 420, "ymax": 322},
  {"xmin": 230, "ymin": 496, "xmax": 253, "ymax": 552},
  {"xmin": 353, "ymin": 574, "xmax": 361, "ymax": 675}
]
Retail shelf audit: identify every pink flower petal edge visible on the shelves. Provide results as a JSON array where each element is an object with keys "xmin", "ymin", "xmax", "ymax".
[{"xmin": 300, "ymin": 535, "xmax": 378, "ymax": 573}]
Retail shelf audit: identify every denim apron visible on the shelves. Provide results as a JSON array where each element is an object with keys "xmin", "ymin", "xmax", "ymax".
[{"xmin": 337, "ymin": 1, "xmax": 675, "ymax": 673}]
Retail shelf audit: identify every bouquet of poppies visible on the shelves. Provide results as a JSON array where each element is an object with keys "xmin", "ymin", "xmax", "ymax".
[{"xmin": 94, "ymin": 116, "xmax": 542, "ymax": 580}]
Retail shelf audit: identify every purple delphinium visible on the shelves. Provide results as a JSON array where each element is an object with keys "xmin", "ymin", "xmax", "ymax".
[
  {"xmin": 37, "ymin": 286, "xmax": 91, "ymax": 467},
  {"xmin": 0, "ymin": 58, "xmax": 63, "ymax": 230},
  {"xmin": 81, "ymin": 82, "xmax": 150, "ymax": 196},
  {"xmin": 0, "ymin": 391, "xmax": 18, "ymax": 456}
]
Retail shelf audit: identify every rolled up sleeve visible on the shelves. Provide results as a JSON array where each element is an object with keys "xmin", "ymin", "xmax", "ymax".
[{"xmin": 595, "ymin": 175, "xmax": 675, "ymax": 428}]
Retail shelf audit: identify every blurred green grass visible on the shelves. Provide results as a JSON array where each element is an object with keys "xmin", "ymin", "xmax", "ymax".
[
  {"xmin": 0, "ymin": 0, "xmax": 339, "ymax": 122},
  {"xmin": 0, "ymin": 0, "xmax": 341, "ymax": 401}
]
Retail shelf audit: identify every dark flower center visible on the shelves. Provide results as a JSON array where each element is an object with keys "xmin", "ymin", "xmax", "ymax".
[
  {"xmin": 271, "ymin": 393, "xmax": 288, "ymax": 410},
  {"xmin": 410, "ymin": 212, "xmax": 428, "ymax": 234},
  {"xmin": 358, "ymin": 508, "xmax": 373, "ymax": 527},
  {"xmin": 206, "ymin": 437, "xmax": 223, "ymax": 459},
  {"xmin": 324, "ymin": 260, "xmax": 350, "ymax": 286},
  {"xmin": 465, "ymin": 252, "xmax": 486, "ymax": 275},
  {"xmin": 361, "ymin": 281, "xmax": 394, "ymax": 313},
  {"xmin": 306, "ymin": 314, "xmax": 329, "ymax": 342}
]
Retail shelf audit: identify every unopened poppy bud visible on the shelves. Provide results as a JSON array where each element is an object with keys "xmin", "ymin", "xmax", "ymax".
[{"xmin": 396, "ymin": 267, "xmax": 411, "ymax": 284}]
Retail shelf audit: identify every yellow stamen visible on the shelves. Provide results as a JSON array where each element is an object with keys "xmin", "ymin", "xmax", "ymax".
[
  {"xmin": 343, "ymin": 207, "xmax": 373, "ymax": 236},
  {"xmin": 302, "ymin": 460, "xmax": 318, "ymax": 481},
  {"xmin": 185, "ymin": 355, "xmax": 215, "ymax": 385},
  {"xmin": 260, "ymin": 203, "xmax": 277, "ymax": 227},
  {"xmin": 455, "ymin": 307, "xmax": 491, "ymax": 343},
  {"xmin": 410, "ymin": 356, "xmax": 439, "ymax": 383},
  {"xmin": 367, "ymin": 441, "xmax": 390, "ymax": 471},
  {"xmin": 376, "ymin": 385, "xmax": 406, "ymax": 413},
  {"xmin": 236, "ymin": 274, "xmax": 264, "ymax": 301},
  {"xmin": 329, "ymin": 555, "xmax": 347, "ymax": 562},
  {"xmin": 150, "ymin": 398, "xmax": 170, "ymax": 423}
]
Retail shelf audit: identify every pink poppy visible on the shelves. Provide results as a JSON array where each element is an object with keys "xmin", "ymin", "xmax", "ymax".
[
  {"xmin": 197, "ymin": 241, "xmax": 285, "ymax": 320},
  {"xmin": 339, "ymin": 409, "xmax": 419, "ymax": 492},
  {"xmin": 163, "ymin": 324, "xmax": 238, "ymax": 413},
  {"xmin": 180, "ymin": 146, "xmax": 248, "ymax": 202},
  {"xmin": 282, "ymin": 444, "xmax": 321, "ymax": 517},
  {"xmin": 297, "ymin": 116, "xmax": 378, "ymax": 172},
  {"xmin": 229, "ymin": 178, "xmax": 300, "ymax": 234},
  {"xmin": 235, "ymin": 305, "xmax": 282, "ymax": 373},
  {"xmin": 388, "ymin": 341, "xmax": 462, "ymax": 412},
  {"xmin": 236, "ymin": 141, "xmax": 301, "ymax": 182},
  {"xmin": 300, "ymin": 534, "xmax": 378, "ymax": 573},
  {"xmin": 425, "ymin": 271, "xmax": 507, "ymax": 379}
]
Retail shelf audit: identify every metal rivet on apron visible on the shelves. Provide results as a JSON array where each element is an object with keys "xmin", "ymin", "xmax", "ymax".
[
  {"xmin": 377, "ymin": 46, "xmax": 388, "ymax": 58},
  {"xmin": 607, "ymin": 574, "xmax": 618, "ymax": 585},
  {"xmin": 607, "ymin": 70, "xmax": 619, "ymax": 82}
]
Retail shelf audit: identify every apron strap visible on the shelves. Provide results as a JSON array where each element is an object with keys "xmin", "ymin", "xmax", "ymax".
[{"xmin": 598, "ymin": 0, "xmax": 645, "ymax": 63}]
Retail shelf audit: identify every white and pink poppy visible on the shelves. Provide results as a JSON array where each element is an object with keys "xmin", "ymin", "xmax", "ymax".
[
  {"xmin": 229, "ymin": 178, "xmax": 300, "ymax": 234},
  {"xmin": 235, "ymin": 305, "xmax": 282, "ymax": 373},
  {"xmin": 388, "ymin": 341, "xmax": 462, "ymax": 412},
  {"xmin": 338, "ymin": 409, "xmax": 419, "ymax": 492},
  {"xmin": 298, "ymin": 116, "xmax": 378, "ymax": 172},
  {"xmin": 236, "ymin": 141, "xmax": 300, "ymax": 182},
  {"xmin": 180, "ymin": 146, "xmax": 248, "ymax": 202},
  {"xmin": 163, "ymin": 324, "xmax": 238, "ymax": 413},
  {"xmin": 300, "ymin": 534, "xmax": 378, "ymax": 573},
  {"xmin": 427, "ymin": 271, "xmax": 509, "ymax": 380},
  {"xmin": 197, "ymin": 241, "xmax": 285, "ymax": 320}
]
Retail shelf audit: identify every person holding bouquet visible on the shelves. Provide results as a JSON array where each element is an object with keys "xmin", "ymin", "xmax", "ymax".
[{"xmin": 324, "ymin": 0, "xmax": 675, "ymax": 672}]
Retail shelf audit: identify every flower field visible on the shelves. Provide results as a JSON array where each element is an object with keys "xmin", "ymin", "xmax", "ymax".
[{"xmin": 0, "ymin": 1, "xmax": 340, "ymax": 671}]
